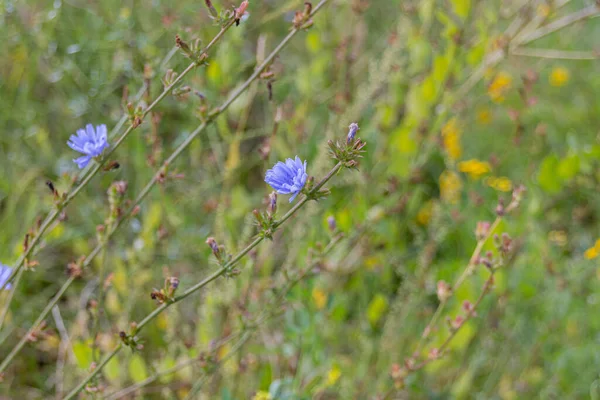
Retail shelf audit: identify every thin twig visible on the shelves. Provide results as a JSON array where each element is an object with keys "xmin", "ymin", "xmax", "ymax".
[
  {"xmin": 511, "ymin": 47, "xmax": 599, "ymax": 60},
  {"xmin": 0, "ymin": 20, "xmax": 236, "ymax": 292},
  {"xmin": 0, "ymin": 20, "xmax": 237, "ymax": 375},
  {"xmin": 64, "ymin": 160, "xmax": 342, "ymax": 399}
]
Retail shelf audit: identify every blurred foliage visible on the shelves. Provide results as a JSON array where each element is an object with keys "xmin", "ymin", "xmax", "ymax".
[{"xmin": 1, "ymin": 0, "xmax": 600, "ymax": 398}]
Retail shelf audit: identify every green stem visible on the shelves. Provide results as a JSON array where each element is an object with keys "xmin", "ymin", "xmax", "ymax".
[
  {"xmin": 0, "ymin": 22, "xmax": 237, "ymax": 375},
  {"xmin": 65, "ymin": 149, "xmax": 340, "ymax": 400},
  {"xmin": 0, "ymin": 21, "xmax": 236, "ymax": 292}
]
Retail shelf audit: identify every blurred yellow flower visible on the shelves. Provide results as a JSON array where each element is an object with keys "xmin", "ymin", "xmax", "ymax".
[
  {"xmin": 486, "ymin": 176, "xmax": 512, "ymax": 192},
  {"xmin": 458, "ymin": 159, "xmax": 491, "ymax": 179},
  {"xmin": 477, "ymin": 108, "xmax": 492, "ymax": 125},
  {"xmin": 488, "ymin": 72, "xmax": 512, "ymax": 103},
  {"xmin": 548, "ymin": 230, "xmax": 567, "ymax": 247},
  {"xmin": 549, "ymin": 67, "xmax": 569, "ymax": 87},
  {"xmin": 440, "ymin": 170, "xmax": 462, "ymax": 204},
  {"xmin": 441, "ymin": 117, "xmax": 462, "ymax": 160},
  {"xmin": 584, "ymin": 239, "xmax": 600, "ymax": 260},
  {"xmin": 536, "ymin": 4, "xmax": 550, "ymax": 17},
  {"xmin": 252, "ymin": 391, "xmax": 272, "ymax": 400},
  {"xmin": 327, "ymin": 365, "xmax": 341, "ymax": 386},
  {"xmin": 416, "ymin": 200, "xmax": 434, "ymax": 225},
  {"xmin": 312, "ymin": 287, "xmax": 327, "ymax": 309}
]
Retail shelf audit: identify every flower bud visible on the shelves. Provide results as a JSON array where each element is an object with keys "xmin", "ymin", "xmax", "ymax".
[
  {"xmin": 268, "ymin": 192, "xmax": 277, "ymax": 216},
  {"xmin": 347, "ymin": 122, "xmax": 359, "ymax": 144},
  {"xmin": 327, "ymin": 216, "xmax": 336, "ymax": 232}
]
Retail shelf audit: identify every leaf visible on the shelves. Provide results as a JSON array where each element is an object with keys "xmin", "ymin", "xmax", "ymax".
[
  {"xmin": 128, "ymin": 354, "xmax": 148, "ymax": 383},
  {"xmin": 367, "ymin": 293, "xmax": 388, "ymax": 328},
  {"xmin": 537, "ymin": 154, "xmax": 563, "ymax": 193},
  {"xmin": 72, "ymin": 340, "xmax": 93, "ymax": 370}
]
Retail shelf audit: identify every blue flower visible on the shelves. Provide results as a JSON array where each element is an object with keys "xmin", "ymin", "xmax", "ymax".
[
  {"xmin": 265, "ymin": 156, "xmax": 308, "ymax": 203},
  {"xmin": 67, "ymin": 124, "xmax": 109, "ymax": 169},
  {"xmin": 0, "ymin": 263, "xmax": 12, "ymax": 290}
]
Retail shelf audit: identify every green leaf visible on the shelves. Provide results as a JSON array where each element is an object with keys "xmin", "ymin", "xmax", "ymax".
[
  {"xmin": 128, "ymin": 354, "xmax": 148, "ymax": 383},
  {"xmin": 367, "ymin": 293, "xmax": 388, "ymax": 328},
  {"xmin": 538, "ymin": 154, "xmax": 563, "ymax": 193}
]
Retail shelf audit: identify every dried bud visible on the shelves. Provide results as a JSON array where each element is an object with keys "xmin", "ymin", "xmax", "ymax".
[
  {"xmin": 451, "ymin": 315, "xmax": 464, "ymax": 329},
  {"xmin": 462, "ymin": 300, "xmax": 476, "ymax": 316},
  {"xmin": 112, "ymin": 180, "xmax": 128, "ymax": 195},
  {"xmin": 252, "ymin": 209, "xmax": 263, "ymax": 224},
  {"xmin": 475, "ymin": 221, "xmax": 491, "ymax": 241},
  {"xmin": 428, "ymin": 348, "xmax": 440, "ymax": 360},
  {"xmin": 46, "ymin": 180, "xmax": 59, "ymax": 198},
  {"xmin": 347, "ymin": 122, "xmax": 359, "ymax": 144},
  {"xmin": 436, "ymin": 280, "xmax": 452, "ymax": 302},
  {"xmin": 495, "ymin": 198, "xmax": 505, "ymax": 216},
  {"xmin": 175, "ymin": 34, "xmax": 192, "ymax": 55}
]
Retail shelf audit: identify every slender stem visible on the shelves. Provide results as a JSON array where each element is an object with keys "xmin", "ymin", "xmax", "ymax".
[
  {"xmin": 515, "ymin": 5, "xmax": 600, "ymax": 45},
  {"xmin": 65, "ymin": 153, "xmax": 341, "ymax": 400},
  {"xmin": 0, "ymin": 276, "xmax": 76, "ymax": 373},
  {"xmin": 0, "ymin": 269, "xmax": 23, "ymax": 331},
  {"xmin": 182, "ymin": 332, "xmax": 251, "ymax": 400},
  {"xmin": 0, "ymin": 22, "xmax": 239, "ymax": 375},
  {"xmin": 511, "ymin": 47, "xmax": 599, "ymax": 60},
  {"xmin": 106, "ymin": 232, "xmax": 342, "ymax": 400},
  {"xmin": 0, "ymin": 21, "xmax": 235, "ymax": 292},
  {"xmin": 411, "ymin": 272, "xmax": 495, "ymax": 372}
]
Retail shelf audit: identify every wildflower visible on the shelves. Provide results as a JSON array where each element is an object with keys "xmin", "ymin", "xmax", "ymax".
[
  {"xmin": 477, "ymin": 108, "xmax": 492, "ymax": 125},
  {"xmin": 312, "ymin": 287, "xmax": 327, "ymax": 309},
  {"xmin": 441, "ymin": 118, "xmax": 462, "ymax": 161},
  {"xmin": 584, "ymin": 239, "xmax": 600, "ymax": 260},
  {"xmin": 326, "ymin": 365, "xmax": 341, "ymax": 386},
  {"xmin": 486, "ymin": 176, "xmax": 513, "ymax": 192},
  {"xmin": 439, "ymin": 170, "xmax": 462, "ymax": 204},
  {"xmin": 436, "ymin": 280, "xmax": 451, "ymax": 302},
  {"xmin": 458, "ymin": 159, "xmax": 491, "ymax": 179},
  {"xmin": 347, "ymin": 122, "xmax": 359, "ymax": 144},
  {"xmin": 488, "ymin": 72, "xmax": 512, "ymax": 103},
  {"xmin": 475, "ymin": 221, "xmax": 491, "ymax": 241},
  {"xmin": 252, "ymin": 391, "xmax": 272, "ymax": 400},
  {"xmin": 265, "ymin": 156, "xmax": 308, "ymax": 203},
  {"xmin": 549, "ymin": 66, "xmax": 569, "ymax": 87},
  {"xmin": 67, "ymin": 124, "xmax": 109, "ymax": 169},
  {"xmin": 0, "ymin": 263, "xmax": 12, "ymax": 290},
  {"xmin": 548, "ymin": 230, "xmax": 567, "ymax": 247},
  {"xmin": 416, "ymin": 200, "xmax": 433, "ymax": 226}
]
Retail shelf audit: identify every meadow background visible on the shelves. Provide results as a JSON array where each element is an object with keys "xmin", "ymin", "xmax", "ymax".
[{"xmin": 1, "ymin": 0, "xmax": 600, "ymax": 398}]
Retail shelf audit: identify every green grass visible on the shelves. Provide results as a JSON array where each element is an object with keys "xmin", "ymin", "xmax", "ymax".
[{"xmin": 1, "ymin": 0, "xmax": 600, "ymax": 398}]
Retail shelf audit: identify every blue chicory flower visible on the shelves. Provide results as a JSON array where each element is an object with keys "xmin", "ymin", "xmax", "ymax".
[
  {"xmin": 67, "ymin": 124, "xmax": 109, "ymax": 169},
  {"xmin": 265, "ymin": 156, "xmax": 308, "ymax": 203},
  {"xmin": 0, "ymin": 263, "xmax": 12, "ymax": 290}
]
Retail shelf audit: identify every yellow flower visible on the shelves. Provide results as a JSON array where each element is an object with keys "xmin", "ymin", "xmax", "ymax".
[
  {"xmin": 584, "ymin": 239, "xmax": 600, "ymax": 260},
  {"xmin": 416, "ymin": 200, "xmax": 434, "ymax": 226},
  {"xmin": 488, "ymin": 72, "xmax": 512, "ymax": 103},
  {"xmin": 548, "ymin": 230, "xmax": 567, "ymax": 247},
  {"xmin": 441, "ymin": 118, "xmax": 462, "ymax": 160},
  {"xmin": 486, "ymin": 176, "xmax": 512, "ymax": 192},
  {"xmin": 439, "ymin": 170, "xmax": 462, "ymax": 204},
  {"xmin": 477, "ymin": 108, "xmax": 492, "ymax": 125},
  {"xmin": 252, "ymin": 391, "xmax": 272, "ymax": 400},
  {"xmin": 327, "ymin": 365, "xmax": 341, "ymax": 386},
  {"xmin": 536, "ymin": 4, "xmax": 550, "ymax": 17},
  {"xmin": 312, "ymin": 288, "xmax": 327, "ymax": 310},
  {"xmin": 549, "ymin": 67, "xmax": 569, "ymax": 87},
  {"xmin": 458, "ymin": 159, "xmax": 491, "ymax": 179}
]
